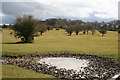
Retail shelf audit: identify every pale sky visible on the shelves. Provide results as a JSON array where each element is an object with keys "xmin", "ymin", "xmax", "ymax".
[{"xmin": 1, "ymin": 0, "xmax": 120, "ymax": 24}]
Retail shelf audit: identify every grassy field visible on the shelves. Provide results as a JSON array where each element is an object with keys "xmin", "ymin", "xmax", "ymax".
[
  {"xmin": 1, "ymin": 29, "xmax": 118, "ymax": 78},
  {"xmin": 2, "ymin": 29, "xmax": 118, "ymax": 58},
  {"xmin": 2, "ymin": 64, "xmax": 61, "ymax": 80}
]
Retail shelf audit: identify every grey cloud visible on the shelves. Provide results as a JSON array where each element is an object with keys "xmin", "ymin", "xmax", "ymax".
[
  {"xmin": 2, "ymin": 2, "xmax": 43, "ymax": 16},
  {"xmin": 1, "ymin": 1, "xmax": 118, "ymax": 24},
  {"xmin": 2, "ymin": 2, "xmax": 45, "ymax": 24},
  {"xmin": 118, "ymin": 1, "xmax": 120, "ymax": 20}
]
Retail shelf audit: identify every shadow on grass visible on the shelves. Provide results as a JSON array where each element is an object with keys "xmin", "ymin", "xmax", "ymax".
[{"xmin": 1, "ymin": 42, "xmax": 32, "ymax": 44}]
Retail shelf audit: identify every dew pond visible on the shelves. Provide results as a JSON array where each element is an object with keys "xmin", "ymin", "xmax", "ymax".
[
  {"xmin": 2, "ymin": 53, "xmax": 120, "ymax": 79},
  {"xmin": 38, "ymin": 57, "xmax": 89, "ymax": 71}
]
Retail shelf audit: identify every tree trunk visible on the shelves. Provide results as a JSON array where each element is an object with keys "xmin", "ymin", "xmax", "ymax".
[
  {"xmin": 92, "ymin": 31, "xmax": 95, "ymax": 35},
  {"xmin": 102, "ymin": 34, "xmax": 104, "ymax": 36},
  {"xmin": 21, "ymin": 38, "xmax": 25, "ymax": 42},
  {"xmin": 76, "ymin": 32, "xmax": 79, "ymax": 35},
  {"xmin": 41, "ymin": 32, "xmax": 43, "ymax": 35},
  {"xmin": 24, "ymin": 36, "xmax": 34, "ymax": 43},
  {"xmin": 83, "ymin": 31, "xmax": 86, "ymax": 34},
  {"xmin": 69, "ymin": 32, "xmax": 72, "ymax": 36}
]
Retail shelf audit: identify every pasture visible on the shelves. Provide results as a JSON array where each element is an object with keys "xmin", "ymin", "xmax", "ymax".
[
  {"xmin": 2, "ymin": 64, "xmax": 62, "ymax": 80},
  {"xmin": 2, "ymin": 64, "xmax": 55, "ymax": 78},
  {"xmin": 2, "ymin": 29, "xmax": 118, "ymax": 59},
  {"xmin": 1, "ymin": 29, "xmax": 118, "ymax": 78}
]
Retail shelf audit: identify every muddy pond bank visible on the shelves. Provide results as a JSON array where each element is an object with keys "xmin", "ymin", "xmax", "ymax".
[{"xmin": 2, "ymin": 53, "xmax": 120, "ymax": 80}]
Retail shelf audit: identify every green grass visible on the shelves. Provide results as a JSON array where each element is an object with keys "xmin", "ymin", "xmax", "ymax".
[
  {"xmin": 2, "ymin": 29, "xmax": 118, "ymax": 59},
  {"xmin": 2, "ymin": 64, "xmax": 60, "ymax": 79},
  {"xmin": 1, "ymin": 29, "xmax": 118, "ymax": 78}
]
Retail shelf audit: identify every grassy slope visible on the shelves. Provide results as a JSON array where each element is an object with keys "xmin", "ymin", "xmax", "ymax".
[
  {"xmin": 2, "ymin": 64, "xmax": 60, "ymax": 79},
  {"xmin": 1, "ymin": 29, "xmax": 118, "ymax": 78},
  {"xmin": 2, "ymin": 29, "xmax": 118, "ymax": 59}
]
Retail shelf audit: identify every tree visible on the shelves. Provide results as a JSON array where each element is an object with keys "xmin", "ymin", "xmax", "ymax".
[
  {"xmin": 47, "ymin": 25, "xmax": 53, "ymax": 31},
  {"xmin": 74, "ymin": 24, "xmax": 82, "ymax": 35},
  {"xmin": 89, "ymin": 24, "xmax": 96, "ymax": 35},
  {"xmin": 98, "ymin": 27, "xmax": 107, "ymax": 36},
  {"xmin": 54, "ymin": 24, "xmax": 60, "ymax": 30},
  {"xmin": 86, "ymin": 24, "xmax": 90, "ymax": 34},
  {"xmin": 2, "ymin": 24, "xmax": 8, "ymax": 28},
  {"xmin": 65, "ymin": 25, "xmax": 74, "ymax": 36},
  {"xmin": 91, "ymin": 29, "xmax": 95, "ymax": 35},
  {"xmin": 82, "ymin": 24, "xmax": 88, "ymax": 34},
  {"xmin": 46, "ymin": 18, "xmax": 57, "ymax": 26},
  {"xmin": 39, "ymin": 24, "xmax": 47, "ymax": 35},
  {"xmin": 11, "ymin": 15, "xmax": 41, "ymax": 43}
]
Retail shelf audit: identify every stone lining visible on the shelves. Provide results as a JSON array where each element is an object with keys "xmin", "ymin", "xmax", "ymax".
[{"xmin": 2, "ymin": 52, "xmax": 120, "ymax": 80}]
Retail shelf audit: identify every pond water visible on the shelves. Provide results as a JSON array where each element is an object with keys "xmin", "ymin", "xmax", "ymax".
[{"xmin": 38, "ymin": 57, "xmax": 89, "ymax": 71}]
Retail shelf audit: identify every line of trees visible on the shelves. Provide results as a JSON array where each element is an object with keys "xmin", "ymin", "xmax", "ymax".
[
  {"xmin": 2, "ymin": 15, "xmax": 119, "ymax": 43},
  {"xmin": 64, "ymin": 23, "xmax": 107, "ymax": 36},
  {"xmin": 40, "ymin": 19, "xmax": 119, "ymax": 36}
]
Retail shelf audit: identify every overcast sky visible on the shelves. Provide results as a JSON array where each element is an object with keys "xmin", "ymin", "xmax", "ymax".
[{"xmin": 1, "ymin": 0, "xmax": 120, "ymax": 24}]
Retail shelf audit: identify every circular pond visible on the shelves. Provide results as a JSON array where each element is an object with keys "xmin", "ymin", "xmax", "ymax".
[{"xmin": 38, "ymin": 57, "xmax": 89, "ymax": 71}]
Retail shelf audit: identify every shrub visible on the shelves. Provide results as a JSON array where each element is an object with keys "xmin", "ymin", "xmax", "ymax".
[
  {"xmin": 65, "ymin": 25, "xmax": 74, "ymax": 36},
  {"xmin": 11, "ymin": 15, "xmax": 41, "ymax": 43},
  {"xmin": 2, "ymin": 24, "xmax": 8, "ymax": 28},
  {"xmin": 39, "ymin": 24, "xmax": 47, "ymax": 35},
  {"xmin": 74, "ymin": 24, "xmax": 82, "ymax": 35},
  {"xmin": 98, "ymin": 27, "xmax": 107, "ymax": 36}
]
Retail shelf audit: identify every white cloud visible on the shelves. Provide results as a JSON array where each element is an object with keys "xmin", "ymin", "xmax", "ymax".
[
  {"xmin": 2, "ymin": 0, "xmax": 119, "ymax": 23},
  {"xmin": 94, "ymin": 13, "xmax": 110, "ymax": 19},
  {"xmin": 2, "ymin": 0, "xmax": 35, "ymax": 2},
  {"xmin": 34, "ymin": 0, "xmax": 119, "ymax": 19},
  {"xmin": 0, "ymin": 13, "xmax": 5, "ymax": 16}
]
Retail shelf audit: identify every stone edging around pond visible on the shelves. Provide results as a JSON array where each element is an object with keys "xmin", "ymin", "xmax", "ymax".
[{"xmin": 2, "ymin": 52, "xmax": 120, "ymax": 80}]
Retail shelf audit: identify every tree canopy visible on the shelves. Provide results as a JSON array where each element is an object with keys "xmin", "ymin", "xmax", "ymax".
[{"xmin": 11, "ymin": 15, "xmax": 41, "ymax": 43}]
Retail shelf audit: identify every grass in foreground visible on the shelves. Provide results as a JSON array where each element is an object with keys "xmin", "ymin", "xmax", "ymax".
[{"xmin": 2, "ymin": 64, "xmax": 60, "ymax": 79}]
